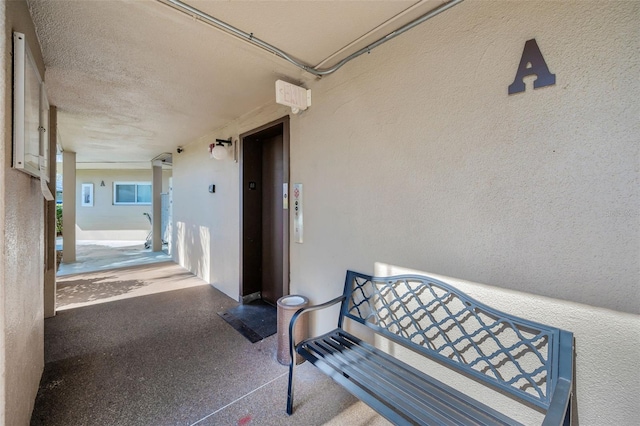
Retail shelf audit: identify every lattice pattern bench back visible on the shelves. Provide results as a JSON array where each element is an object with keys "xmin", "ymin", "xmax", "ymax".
[{"xmin": 340, "ymin": 271, "xmax": 568, "ymax": 410}]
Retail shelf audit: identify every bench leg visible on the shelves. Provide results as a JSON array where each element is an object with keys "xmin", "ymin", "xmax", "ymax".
[
  {"xmin": 286, "ymin": 359, "xmax": 295, "ymax": 415},
  {"xmin": 564, "ymin": 396, "xmax": 571, "ymax": 426}
]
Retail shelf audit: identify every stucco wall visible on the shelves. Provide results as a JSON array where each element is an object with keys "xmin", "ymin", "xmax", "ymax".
[
  {"xmin": 1, "ymin": 1, "xmax": 46, "ymax": 424},
  {"xmin": 75, "ymin": 169, "xmax": 171, "ymax": 240},
  {"xmin": 290, "ymin": 0, "xmax": 639, "ymax": 316},
  {"xmin": 172, "ymin": 1, "xmax": 638, "ymax": 424},
  {"xmin": 171, "ymin": 108, "xmax": 288, "ymax": 294}
]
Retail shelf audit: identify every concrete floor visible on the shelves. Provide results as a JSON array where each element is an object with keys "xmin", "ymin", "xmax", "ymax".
[
  {"xmin": 34, "ymin": 244, "xmax": 388, "ymax": 425},
  {"xmin": 57, "ymin": 239, "xmax": 171, "ymax": 276}
]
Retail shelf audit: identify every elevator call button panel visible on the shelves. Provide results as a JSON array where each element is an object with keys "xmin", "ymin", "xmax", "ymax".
[{"xmin": 293, "ymin": 183, "xmax": 303, "ymax": 243}]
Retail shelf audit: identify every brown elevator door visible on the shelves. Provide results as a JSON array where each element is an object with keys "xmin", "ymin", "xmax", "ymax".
[
  {"xmin": 260, "ymin": 133, "xmax": 284, "ymax": 304},
  {"xmin": 242, "ymin": 126, "xmax": 286, "ymax": 305}
]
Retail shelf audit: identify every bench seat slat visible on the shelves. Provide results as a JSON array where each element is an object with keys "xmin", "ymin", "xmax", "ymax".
[
  {"xmin": 299, "ymin": 329, "xmax": 522, "ymax": 426},
  {"xmin": 322, "ymin": 333, "xmax": 493, "ymax": 426},
  {"xmin": 319, "ymin": 334, "xmax": 497, "ymax": 426},
  {"xmin": 330, "ymin": 332, "xmax": 520, "ymax": 425},
  {"xmin": 306, "ymin": 338, "xmax": 458, "ymax": 426},
  {"xmin": 312, "ymin": 334, "xmax": 477, "ymax": 426},
  {"xmin": 300, "ymin": 338, "xmax": 454, "ymax": 426}
]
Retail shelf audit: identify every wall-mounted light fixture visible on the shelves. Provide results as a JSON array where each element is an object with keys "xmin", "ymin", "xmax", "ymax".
[
  {"xmin": 210, "ymin": 138, "xmax": 232, "ymax": 160},
  {"xmin": 100, "ymin": 180, "xmax": 105, "ymax": 187}
]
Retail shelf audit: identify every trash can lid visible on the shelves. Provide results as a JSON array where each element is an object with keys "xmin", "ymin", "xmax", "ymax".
[{"xmin": 277, "ymin": 295, "xmax": 308, "ymax": 307}]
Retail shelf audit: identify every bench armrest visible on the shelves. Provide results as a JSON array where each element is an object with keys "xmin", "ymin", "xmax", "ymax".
[
  {"xmin": 288, "ymin": 295, "xmax": 346, "ymax": 365},
  {"xmin": 542, "ymin": 378, "xmax": 571, "ymax": 426}
]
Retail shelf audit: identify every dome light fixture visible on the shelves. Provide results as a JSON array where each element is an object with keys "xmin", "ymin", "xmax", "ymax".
[{"xmin": 210, "ymin": 138, "xmax": 232, "ymax": 160}]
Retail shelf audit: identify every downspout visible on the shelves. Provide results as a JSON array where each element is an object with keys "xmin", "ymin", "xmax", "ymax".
[{"xmin": 159, "ymin": 0, "xmax": 465, "ymax": 77}]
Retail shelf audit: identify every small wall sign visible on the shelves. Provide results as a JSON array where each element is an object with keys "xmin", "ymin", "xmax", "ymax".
[{"xmin": 508, "ymin": 39, "xmax": 556, "ymax": 95}]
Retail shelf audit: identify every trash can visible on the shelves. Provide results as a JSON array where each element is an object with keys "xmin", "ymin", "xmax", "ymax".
[{"xmin": 277, "ymin": 295, "xmax": 309, "ymax": 365}]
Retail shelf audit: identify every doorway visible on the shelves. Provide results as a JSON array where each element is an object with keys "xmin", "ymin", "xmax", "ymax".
[{"xmin": 240, "ymin": 117, "xmax": 290, "ymax": 305}]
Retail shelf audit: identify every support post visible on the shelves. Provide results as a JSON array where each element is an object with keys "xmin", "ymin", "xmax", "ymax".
[
  {"xmin": 62, "ymin": 151, "xmax": 76, "ymax": 263},
  {"xmin": 44, "ymin": 106, "xmax": 57, "ymax": 318},
  {"xmin": 152, "ymin": 162, "xmax": 162, "ymax": 252}
]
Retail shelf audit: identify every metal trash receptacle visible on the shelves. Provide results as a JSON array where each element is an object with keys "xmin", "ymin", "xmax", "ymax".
[{"xmin": 277, "ymin": 295, "xmax": 309, "ymax": 365}]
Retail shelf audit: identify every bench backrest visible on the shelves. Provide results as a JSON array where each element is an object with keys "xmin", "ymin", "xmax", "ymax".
[{"xmin": 339, "ymin": 270, "xmax": 573, "ymax": 411}]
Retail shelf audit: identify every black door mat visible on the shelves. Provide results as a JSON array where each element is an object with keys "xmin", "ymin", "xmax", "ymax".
[{"xmin": 218, "ymin": 300, "xmax": 277, "ymax": 343}]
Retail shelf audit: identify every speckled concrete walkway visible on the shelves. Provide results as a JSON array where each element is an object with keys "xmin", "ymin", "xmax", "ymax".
[{"xmin": 32, "ymin": 262, "xmax": 388, "ymax": 425}]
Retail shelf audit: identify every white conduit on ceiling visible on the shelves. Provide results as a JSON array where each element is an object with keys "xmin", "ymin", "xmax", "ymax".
[{"xmin": 159, "ymin": 0, "xmax": 465, "ymax": 77}]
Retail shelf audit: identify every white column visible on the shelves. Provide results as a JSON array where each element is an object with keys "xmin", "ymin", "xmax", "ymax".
[
  {"xmin": 62, "ymin": 151, "xmax": 76, "ymax": 263},
  {"xmin": 152, "ymin": 162, "xmax": 162, "ymax": 252}
]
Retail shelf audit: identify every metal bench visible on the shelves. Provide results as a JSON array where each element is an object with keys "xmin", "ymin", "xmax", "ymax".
[{"xmin": 286, "ymin": 270, "xmax": 574, "ymax": 425}]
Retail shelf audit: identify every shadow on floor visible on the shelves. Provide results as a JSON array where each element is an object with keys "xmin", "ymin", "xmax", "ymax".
[
  {"xmin": 56, "ymin": 262, "xmax": 202, "ymax": 311},
  {"xmin": 33, "ymin": 265, "xmax": 388, "ymax": 426},
  {"xmin": 57, "ymin": 275, "xmax": 148, "ymax": 305}
]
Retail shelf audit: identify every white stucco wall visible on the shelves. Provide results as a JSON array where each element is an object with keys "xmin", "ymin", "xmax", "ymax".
[
  {"xmin": 173, "ymin": 1, "xmax": 638, "ymax": 424},
  {"xmin": 75, "ymin": 169, "xmax": 171, "ymax": 240},
  {"xmin": 1, "ymin": 2, "xmax": 46, "ymax": 424}
]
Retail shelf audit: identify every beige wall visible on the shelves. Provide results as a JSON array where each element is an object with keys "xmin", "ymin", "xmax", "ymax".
[
  {"xmin": 75, "ymin": 169, "xmax": 171, "ymax": 240},
  {"xmin": 172, "ymin": 132, "xmax": 244, "ymax": 290},
  {"xmin": 0, "ymin": 1, "xmax": 46, "ymax": 424},
  {"xmin": 290, "ymin": 0, "xmax": 638, "ymax": 316},
  {"xmin": 172, "ymin": 1, "xmax": 638, "ymax": 424}
]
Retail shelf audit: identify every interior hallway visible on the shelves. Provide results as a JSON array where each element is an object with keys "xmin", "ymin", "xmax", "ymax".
[{"xmin": 32, "ymin": 262, "xmax": 389, "ymax": 425}]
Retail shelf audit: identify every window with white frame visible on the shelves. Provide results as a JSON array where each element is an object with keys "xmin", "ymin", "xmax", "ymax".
[{"xmin": 113, "ymin": 182, "xmax": 152, "ymax": 205}]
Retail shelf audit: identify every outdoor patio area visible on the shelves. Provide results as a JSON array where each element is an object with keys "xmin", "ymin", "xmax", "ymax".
[
  {"xmin": 32, "ymin": 246, "xmax": 388, "ymax": 425},
  {"xmin": 56, "ymin": 239, "xmax": 172, "ymax": 277}
]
